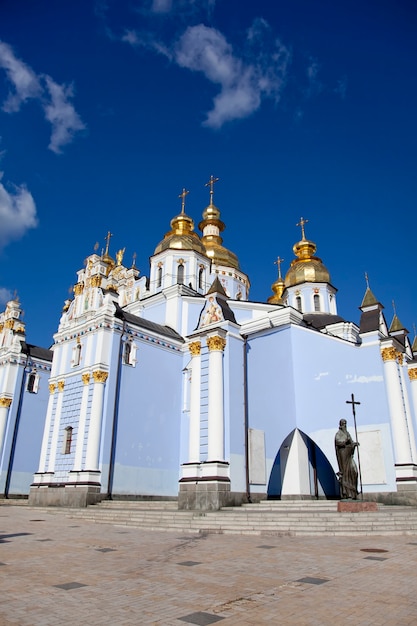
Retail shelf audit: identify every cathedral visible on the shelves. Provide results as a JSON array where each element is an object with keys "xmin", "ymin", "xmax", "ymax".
[{"xmin": 1, "ymin": 177, "xmax": 417, "ymax": 509}]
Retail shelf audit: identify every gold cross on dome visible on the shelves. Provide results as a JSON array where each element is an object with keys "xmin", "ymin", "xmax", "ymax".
[
  {"xmin": 104, "ymin": 231, "xmax": 113, "ymax": 256},
  {"xmin": 274, "ymin": 256, "xmax": 284, "ymax": 279},
  {"xmin": 178, "ymin": 188, "xmax": 189, "ymax": 214},
  {"xmin": 205, "ymin": 175, "xmax": 219, "ymax": 204},
  {"xmin": 296, "ymin": 217, "xmax": 308, "ymax": 240}
]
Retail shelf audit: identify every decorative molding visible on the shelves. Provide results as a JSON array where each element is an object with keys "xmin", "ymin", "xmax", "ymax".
[
  {"xmin": 82, "ymin": 373, "xmax": 91, "ymax": 385},
  {"xmin": 207, "ymin": 336, "xmax": 226, "ymax": 352},
  {"xmin": 49, "ymin": 383, "xmax": 56, "ymax": 394},
  {"xmin": 90, "ymin": 275, "xmax": 102, "ymax": 288},
  {"xmin": 408, "ymin": 368, "xmax": 417, "ymax": 382},
  {"xmin": 397, "ymin": 352, "xmax": 404, "ymax": 366},
  {"xmin": 4, "ymin": 319, "xmax": 14, "ymax": 329},
  {"xmin": 381, "ymin": 347, "xmax": 397, "ymax": 362},
  {"xmin": 0, "ymin": 397, "xmax": 12, "ymax": 408},
  {"xmin": 74, "ymin": 283, "xmax": 84, "ymax": 295},
  {"xmin": 57, "ymin": 380, "xmax": 65, "ymax": 392},
  {"xmin": 93, "ymin": 370, "xmax": 108, "ymax": 384},
  {"xmin": 189, "ymin": 341, "xmax": 201, "ymax": 356}
]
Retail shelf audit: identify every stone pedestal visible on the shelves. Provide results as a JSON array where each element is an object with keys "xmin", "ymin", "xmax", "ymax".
[
  {"xmin": 28, "ymin": 470, "xmax": 102, "ymax": 507},
  {"xmin": 337, "ymin": 500, "xmax": 378, "ymax": 513},
  {"xmin": 178, "ymin": 479, "xmax": 231, "ymax": 511}
]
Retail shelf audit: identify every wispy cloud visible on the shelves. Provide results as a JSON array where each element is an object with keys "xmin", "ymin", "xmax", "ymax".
[
  {"xmin": 0, "ymin": 40, "xmax": 85, "ymax": 153},
  {"xmin": 0, "ymin": 287, "xmax": 13, "ymax": 306},
  {"xmin": 0, "ymin": 172, "xmax": 38, "ymax": 251}
]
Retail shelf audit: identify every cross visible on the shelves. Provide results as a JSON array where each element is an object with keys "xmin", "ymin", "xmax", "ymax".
[
  {"xmin": 296, "ymin": 216, "xmax": 308, "ymax": 240},
  {"xmin": 178, "ymin": 188, "xmax": 189, "ymax": 214},
  {"xmin": 132, "ymin": 252, "xmax": 137, "ymax": 268},
  {"xmin": 392, "ymin": 299, "xmax": 397, "ymax": 316},
  {"xmin": 346, "ymin": 392, "xmax": 363, "ymax": 498},
  {"xmin": 364, "ymin": 271, "xmax": 370, "ymax": 288},
  {"xmin": 104, "ymin": 231, "xmax": 113, "ymax": 256},
  {"xmin": 205, "ymin": 175, "xmax": 219, "ymax": 204},
  {"xmin": 274, "ymin": 256, "xmax": 284, "ymax": 279}
]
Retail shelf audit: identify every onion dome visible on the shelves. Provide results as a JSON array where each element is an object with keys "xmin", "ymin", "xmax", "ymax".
[
  {"xmin": 154, "ymin": 188, "xmax": 207, "ymax": 255},
  {"xmin": 198, "ymin": 175, "xmax": 240, "ymax": 270},
  {"xmin": 268, "ymin": 256, "xmax": 285, "ymax": 304},
  {"xmin": 102, "ymin": 231, "xmax": 115, "ymax": 272},
  {"xmin": 284, "ymin": 217, "xmax": 330, "ymax": 287}
]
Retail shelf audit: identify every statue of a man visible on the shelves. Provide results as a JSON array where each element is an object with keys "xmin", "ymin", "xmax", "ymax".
[{"xmin": 335, "ymin": 419, "xmax": 359, "ymax": 499}]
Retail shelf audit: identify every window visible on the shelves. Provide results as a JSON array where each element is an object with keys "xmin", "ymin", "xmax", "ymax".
[
  {"xmin": 157, "ymin": 266, "xmax": 162, "ymax": 288},
  {"xmin": 27, "ymin": 372, "xmax": 39, "ymax": 394},
  {"xmin": 198, "ymin": 267, "xmax": 204, "ymax": 290},
  {"xmin": 296, "ymin": 295, "xmax": 302, "ymax": 312},
  {"xmin": 314, "ymin": 294, "xmax": 321, "ymax": 312},
  {"xmin": 123, "ymin": 340, "xmax": 137, "ymax": 366},
  {"xmin": 63, "ymin": 426, "xmax": 73, "ymax": 455},
  {"xmin": 72, "ymin": 341, "xmax": 82, "ymax": 367},
  {"xmin": 177, "ymin": 263, "xmax": 184, "ymax": 284}
]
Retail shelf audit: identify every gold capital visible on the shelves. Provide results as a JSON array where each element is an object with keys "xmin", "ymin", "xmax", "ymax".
[
  {"xmin": 0, "ymin": 397, "xmax": 12, "ymax": 408},
  {"xmin": 189, "ymin": 341, "xmax": 201, "ymax": 356},
  {"xmin": 207, "ymin": 336, "xmax": 226, "ymax": 352},
  {"xmin": 381, "ymin": 347, "xmax": 397, "ymax": 362},
  {"xmin": 82, "ymin": 373, "xmax": 91, "ymax": 385},
  {"xmin": 49, "ymin": 383, "xmax": 56, "ymax": 394},
  {"xmin": 90, "ymin": 275, "xmax": 102, "ymax": 288},
  {"xmin": 58, "ymin": 380, "xmax": 65, "ymax": 392},
  {"xmin": 93, "ymin": 370, "xmax": 108, "ymax": 384},
  {"xmin": 74, "ymin": 283, "xmax": 84, "ymax": 295},
  {"xmin": 5, "ymin": 319, "xmax": 14, "ymax": 329},
  {"xmin": 397, "ymin": 352, "xmax": 404, "ymax": 366},
  {"xmin": 409, "ymin": 368, "xmax": 417, "ymax": 381}
]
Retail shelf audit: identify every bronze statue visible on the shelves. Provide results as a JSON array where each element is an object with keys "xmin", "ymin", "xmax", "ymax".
[{"xmin": 335, "ymin": 419, "xmax": 359, "ymax": 499}]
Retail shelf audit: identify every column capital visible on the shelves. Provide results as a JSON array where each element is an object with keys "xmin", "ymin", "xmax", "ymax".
[
  {"xmin": 207, "ymin": 335, "xmax": 226, "ymax": 352},
  {"xmin": 0, "ymin": 396, "xmax": 12, "ymax": 408},
  {"xmin": 381, "ymin": 347, "xmax": 398, "ymax": 362},
  {"xmin": 57, "ymin": 380, "xmax": 65, "ymax": 392},
  {"xmin": 409, "ymin": 367, "xmax": 417, "ymax": 382},
  {"xmin": 82, "ymin": 373, "xmax": 91, "ymax": 385},
  {"xmin": 188, "ymin": 341, "xmax": 201, "ymax": 357},
  {"xmin": 93, "ymin": 369, "xmax": 108, "ymax": 384},
  {"xmin": 49, "ymin": 383, "xmax": 56, "ymax": 394}
]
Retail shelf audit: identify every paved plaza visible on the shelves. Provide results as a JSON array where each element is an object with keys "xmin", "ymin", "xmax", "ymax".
[{"xmin": 1, "ymin": 503, "xmax": 417, "ymax": 625}]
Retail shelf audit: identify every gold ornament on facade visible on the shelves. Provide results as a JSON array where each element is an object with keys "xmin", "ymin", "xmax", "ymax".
[
  {"xmin": 58, "ymin": 380, "xmax": 65, "ymax": 392},
  {"xmin": 5, "ymin": 319, "xmax": 14, "ymax": 329},
  {"xmin": 49, "ymin": 383, "xmax": 56, "ymax": 394},
  {"xmin": 397, "ymin": 352, "xmax": 404, "ymax": 366},
  {"xmin": 82, "ymin": 373, "xmax": 91, "ymax": 385},
  {"xmin": 74, "ymin": 283, "xmax": 84, "ymax": 296},
  {"xmin": 0, "ymin": 397, "xmax": 12, "ymax": 408},
  {"xmin": 93, "ymin": 370, "xmax": 108, "ymax": 383},
  {"xmin": 207, "ymin": 336, "xmax": 226, "ymax": 352},
  {"xmin": 381, "ymin": 347, "xmax": 397, "ymax": 362},
  {"xmin": 0, "ymin": 323, "xmax": 3, "ymax": 332},
  {"xmin": 91, "ymin": 275, "xmax": 102, "ymax": 288},
  {"xmin": 408, "ymin": 368, "xmax": 417, "ymax": 381},
  {"xmin": 189, "ymin": 341, "xmax": 201, "ymax": 356}
]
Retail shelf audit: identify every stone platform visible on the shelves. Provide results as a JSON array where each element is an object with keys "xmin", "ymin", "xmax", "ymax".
[{"xmin": 337, "ymin": 500, "xmax": 378, "ymax": 513}]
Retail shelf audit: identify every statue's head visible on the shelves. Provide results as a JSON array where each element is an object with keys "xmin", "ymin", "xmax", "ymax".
[{"xmin": 339, "ymin": 419, "xmax": 347, "ymax": 428}]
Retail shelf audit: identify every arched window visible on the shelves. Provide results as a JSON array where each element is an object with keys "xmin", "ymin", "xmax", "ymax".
[
  {"xmin": 72, "ymin": 342, "xmax": 82, "ymax": 367},
  {"xmin": 177, "ymin": 263, "xmax": 184, "ymax": 284},
  {"xmin": 296, "ymin": 296, "xmax": 302, "ymax": 312},
  {"xmin": 63, "ymin": 427, "xmax": 73, "ymax": 455},
  {"xmin": 124, "ymin": 341, "xmax": 131, "ymax": 364},
  {"xmin": 123, "ymin": 340, "xmax": 137, "ymax": 366},
  {"xmin": 198, "ymin": 267, "xmax": 204, "ymax": 290},
  {"xmin": 157, "ymin": 266, "xmax": 163, "ymax": 288},
  {"xmin": 314, "ymin": 294, "xmax": 321, "ymax": 312},
  {"xmin": 27, "ymin": 372, "xmax": 39, "ymax": 394}
]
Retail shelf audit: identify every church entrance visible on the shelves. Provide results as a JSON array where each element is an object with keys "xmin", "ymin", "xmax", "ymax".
[{"xmin": 267, "ymin": 429, "xmax": 340, "ymax": 499}]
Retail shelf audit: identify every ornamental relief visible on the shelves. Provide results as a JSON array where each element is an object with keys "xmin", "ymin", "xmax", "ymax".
[
  {"xmin": 381, "ymin": 347, "xmax": 397, "ymax": 362},
  {"xmin": 0, "ymin": 397, "xmax": 12, "ymax": 408},
  {"xmin": 57, "ymin": 380, "xmax": 65, "ymax": 392},
  {"xmin": 82, "ymin": 373, "xmax": 91, "ymax": 385},
  {"xmin": 49, "ymin": 383, "xmax": 56, "ymax": 394},
  {"xmin": 207, "ymin": 336, "xmax": 226, "ymax": 352},
  {"xmin": 409, "ymin": 368, "xmax": 417, "ymax": 381},
  {"xmin": 189, "ymin": 341, "xmax": 201, "ymax": 356}
]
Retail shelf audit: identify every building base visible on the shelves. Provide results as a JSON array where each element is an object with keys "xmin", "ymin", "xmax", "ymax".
[
  {"xmin": 337, "ymin": 500, "xmax": 378, "ymax": 513},
  {"xmin": 178, "ymin": 479, "xmax": 232, "ymax": 511},
  {"xmin": 29, "ymin": 471, "xmax": 102, "ymax": 507}
]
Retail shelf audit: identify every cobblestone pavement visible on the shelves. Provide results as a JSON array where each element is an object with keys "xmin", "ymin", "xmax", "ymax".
[{"xmin": 1, "ymin": 504, "xmax": 417, "ymax": 625}]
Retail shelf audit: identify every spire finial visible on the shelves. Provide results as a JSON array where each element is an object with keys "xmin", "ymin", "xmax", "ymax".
[
  {"xmin": 178, "ymin": 188, "xmax": 189, "ymax": 214},
  {"xmin": 365, "ymin": 271, "xmax": 370, "ymax": 288},
  {"xmin": 392, "ymin": 299, "xmax": 397, "ymax": 316},
  {"xmin": 413, "ymin": 323, "xmax": 416, "ymax": 339},
  {"xmin": 132, "ymin": 252, "xmax": 137, "ymax": 268},
  {"xmin": 274, "ymin": 256, "xmax": 284, "ymax": 280},
  {"xmin": 296, "ymin": 217, "xmax": 308, "ymax": 240},
  {"xmin": 205, "ymin": 175, "xmax": 219, "ymax": 205},
  {"xmin": 104, "ymin": 231, "xmax": 113, "ymax": 257}
]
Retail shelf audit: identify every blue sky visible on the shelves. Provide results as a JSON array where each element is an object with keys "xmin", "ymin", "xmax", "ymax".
[{"xmin": 0, "ymin": 0, "xmax": 416, "ymax": 348}]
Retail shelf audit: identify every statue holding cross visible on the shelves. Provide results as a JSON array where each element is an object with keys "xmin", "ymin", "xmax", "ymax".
[{"xmin": 335, "ymin": 394, "xmax": 362, "ymax": 500}]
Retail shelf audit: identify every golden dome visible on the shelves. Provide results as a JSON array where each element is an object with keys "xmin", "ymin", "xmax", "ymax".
[
  {"xmin": 154, "ymin": 189, "xmax": 207, "ymax": 256},
  {"xmin": 268, "ymin": 256, "xmax": 285, "ymax": 304},
  {"xmin": 198, "ymin": 176, "xmax": 240, "ymax": 270},
  {"xmin": 284, "ymin": 218, "xmax": 330, "ymax": 287}
]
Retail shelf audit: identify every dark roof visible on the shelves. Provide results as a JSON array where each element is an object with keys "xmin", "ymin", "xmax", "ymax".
[
  {"xmin": 303, "ymin": 313, "xmax": 345, "ymax": 330},
  {"xmin": 359, "ymin": 309, "xmax": 381, "ymax": 334},
  {"xmin": 20, "ymin": 342, "xmax": 53, "ymax": 362},
  {"xmin": 114, "ymin": 304, "xmax": 184, "ymax": 342},
  {"xmin": 206, "ymin": 277, "xmax": 227, "ymax": 297}
]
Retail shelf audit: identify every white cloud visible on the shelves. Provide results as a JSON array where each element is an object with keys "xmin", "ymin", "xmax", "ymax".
[
  {"xmin": 174, "ymin": 23, "xmax": 290, "ymax": 128},
  {"xmin": 346, "ymin": 374, "xmax": 383, "ymax": 384},
  {"xmin": 0, "ymin": 39, "xmax": 85, "ymax": 152},
  {"xmin": 43, "ymin": 77, "xmax": 86, "ymax": 154},
  {"xmin": 0, "ymin": 41, "xmax": 42, "ymax": 112},
  {"xmin": 0, "ymin": 287, "xmax": 12, "ymax": 306},
  {"xmin": 0, "ymin": 173, "xmax": 38, "ymax": 250}
]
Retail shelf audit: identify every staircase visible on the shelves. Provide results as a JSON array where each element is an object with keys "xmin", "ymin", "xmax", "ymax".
[{"xmin": 57, "ymin": 499, "xmax": 417, "ymax": 537}]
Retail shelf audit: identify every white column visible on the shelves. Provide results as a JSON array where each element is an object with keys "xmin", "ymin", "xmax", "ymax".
[
  {"xmin": 0, "ymin": 397, "xmax": 12, "ymax": 456},
  {"xmin": 188, "ymin": 342, "xmax": 201, "ymax": 463},
  {"xmin": 399, "ymin": 361, "xmax": 417, "ymax": 463},
  {"xmin": 408, "ymin": 365, "xmax": 417, "ymax": 461},
  {"xmin": 381, "ymin": 347, "xmax": 412, "ymax": 464},
  {"xmin": 37, "ymin": 383, "xmax": 57, "ymax": 472},
  {"xmin": 73, "ymin": 373, "xmax": 91, "ymax": 471},
  {"xmin": 84, "ymin": 370, "xmax": 108, "ymax": 470},
  {"xmin": 47, "ymin": 380, "xmax": 65, "ymax": 472},
  {"xmin": 207, "ymin": 334, "xmax": 226, "ymax": 462}
]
